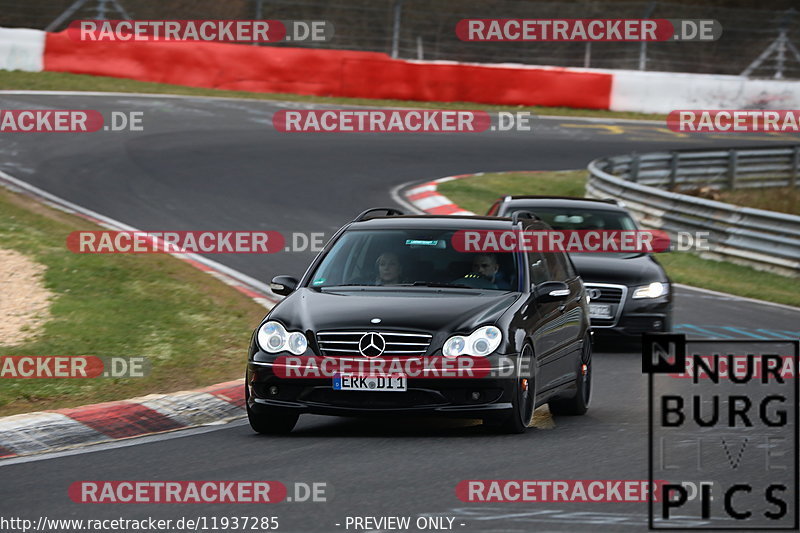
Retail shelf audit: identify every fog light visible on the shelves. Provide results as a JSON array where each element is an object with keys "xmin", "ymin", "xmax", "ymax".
[
  {"xmin": 268, "ymin": 385, "xmax": 279, "ymax": 396},
  {"xmin": 470, "ymin": 391, "xmax": 481, "ymax": 401}
]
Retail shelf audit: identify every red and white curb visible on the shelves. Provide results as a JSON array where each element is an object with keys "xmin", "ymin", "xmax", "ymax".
[
  {"xmin": 0, "ymin": 381, "xmax": 244, "ymax": 459},
  {"xmin": 403, "ymin": 174, "xmax": 477, "ymax": 215},
  {"xmin": 0, "ymin": 169, "xmax": 276, "ymax": 459},
  {"xmin": 402, "ymin": 171, "xmax": 543, "ymax": 215}
]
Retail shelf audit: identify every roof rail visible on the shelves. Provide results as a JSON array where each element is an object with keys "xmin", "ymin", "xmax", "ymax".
[
  {"xmin": 511, "ymin": 210, "xmax": 540, "ymax": 224},
  {"xmin": 352, "ymin": 207, "xmax": 405, "ymax": 222},
  {"xmin": 504, "ymin": 195, "xmax": 620, "ymax": 204}
]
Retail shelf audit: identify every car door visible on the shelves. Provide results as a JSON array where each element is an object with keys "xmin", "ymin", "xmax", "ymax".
[
  {"xmin": 542, "ymin": 249, "xmax": 584, "ymax": 387},
  {"xmin": 526, "ymin": 249, "xmax": 562, "ymax": 392}
]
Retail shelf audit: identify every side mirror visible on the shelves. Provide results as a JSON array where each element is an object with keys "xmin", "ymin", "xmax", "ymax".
[
  {"xmin": 270, "ymin": 275, "xmax": 298, "ymax": 296},
  {"xmin": 534, "ymin": 281, "xmax": 570, "ymax": 302}
]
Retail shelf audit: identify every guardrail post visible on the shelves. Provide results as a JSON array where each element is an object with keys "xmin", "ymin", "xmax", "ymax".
[
  {"xmin": 630, "ymin": 153, "xmax": 640, "ymax": 182},
  {"xmin": 669, "ymin": 152, "xmax": 679, "ymax": 189},
  {"xmin": 391, "ymin": 0, "xmax": 404, "ymax": 59},
  {"xmin": 727, "ymin": 149, "xmax": 738, "ymax": 189},
  {"xmin": 792, "ymin": 145, "xmax": 799, "ymax": 188}
]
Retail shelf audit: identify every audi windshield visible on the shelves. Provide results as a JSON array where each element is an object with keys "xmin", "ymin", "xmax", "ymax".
[{"xmin": 504, "ymin": 207, "xmax": 640, "ymax": 257}]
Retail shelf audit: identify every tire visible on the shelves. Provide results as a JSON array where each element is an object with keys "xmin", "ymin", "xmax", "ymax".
[
  {"xmin": 485, "ymin": 344, "xmax": 535, "ymax": 434},
  {"xmin": 549, "ymin": 334, "xmax": 592, "ymax": 416},
  {"xmin": 245, "ymin": 385, "xmax": 299, "ymax": 435}
]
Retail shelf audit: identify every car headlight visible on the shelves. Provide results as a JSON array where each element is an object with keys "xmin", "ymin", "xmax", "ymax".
[
  {"xmin": 443, "ymin": 325, "xmax": 502, "ymax": 357},
  {"xmin": 257, "ymin": 321, "xmax": 308, "ymax": 355},
  {"xmin": 632, "ymin": 282, "xmax": 668, "ymax": 299}
]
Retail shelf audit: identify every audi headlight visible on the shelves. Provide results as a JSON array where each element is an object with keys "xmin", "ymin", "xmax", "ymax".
[
  {"xmin": 257, "ymin": 321, "xmax": 308, "ymax": 355},
  {"xmin": 632, "ymin": 282, "xmax": 668, "ymax": 299},
  {"xmin": 443, "ymin": 326, "xmax": 502, "ymax": 357}
]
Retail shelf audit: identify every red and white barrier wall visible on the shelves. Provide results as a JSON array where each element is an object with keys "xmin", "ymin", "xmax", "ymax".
[
  {"xmin": 608, "ymin": 69, "xmax": 800, "ymax": 113},
  {"xmin": 2, "ymin": 26, "xmax": 800, "ymax": 114},
  {"xmin": 0, "ymin": 27, "xmax": 44, "ymax": 72}
]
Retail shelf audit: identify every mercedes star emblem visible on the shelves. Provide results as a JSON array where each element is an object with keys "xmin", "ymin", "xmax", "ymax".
[{"xmin": 359, "ymin": 332, "xmax": 386, "ymax": 358}]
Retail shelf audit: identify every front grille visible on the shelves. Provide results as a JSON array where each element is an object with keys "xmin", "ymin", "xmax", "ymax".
[
  {"xmin": 316, "ymin": 331, "xmax": 433, "ymax": 357},
  {"xmin": 587, "ymin": 286, "xmax": 624, "ymax": 303},
  {"xmin": 585, "ymin": 283, "xmax": 627, "ymax": 327}
]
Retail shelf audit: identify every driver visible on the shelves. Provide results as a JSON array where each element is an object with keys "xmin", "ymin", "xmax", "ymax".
[
  {"xmin": 375, "ymin": 252, "xmax": 404, "ymax": 285},
  {"xmin": 456, "ymin": 254, "xmax": 511, "ymax": 289}
]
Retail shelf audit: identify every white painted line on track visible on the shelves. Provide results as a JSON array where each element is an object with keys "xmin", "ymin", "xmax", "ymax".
[
  {"xmin": 674, "ymin": 283, "xmax": 800, "ymax": 313},
  {"xmin": 0, "ymin": 90, "xmax": 663, "ymax": 124}
]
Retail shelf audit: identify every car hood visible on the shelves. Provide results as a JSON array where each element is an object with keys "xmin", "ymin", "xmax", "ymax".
[
  {"xmin": 268, "ymin": 287, "xmax": 522, "ymax": 334},
  {"xmin": 570, "ymin": 253, "xmax": 667, "ymax": 286}
]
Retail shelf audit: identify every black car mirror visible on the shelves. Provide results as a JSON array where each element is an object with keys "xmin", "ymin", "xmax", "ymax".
[
  {"xmin": 534, "ymin": 281, "xmax": 570, "ymax": 302},
  {"xmin": 270, "ymin": 275, "xmax": 298, "ymax": 296}
]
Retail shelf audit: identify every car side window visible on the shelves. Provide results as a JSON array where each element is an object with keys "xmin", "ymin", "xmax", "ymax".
[
  {"xmin": 528, "ymin": 251, "xmax": 550, "ymax": 285},
  {"xmin": 562, "ymin": 254, "xmax": 577, "ymax": 279},
  {"xmin": 545, "ymin": 251, "xmax": 573, "ymax": 281}
]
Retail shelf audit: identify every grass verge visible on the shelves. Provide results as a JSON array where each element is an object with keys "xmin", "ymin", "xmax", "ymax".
[
  {"xmin": 0, "ymin": 70, "xmax": 664, "ymax": 121},
  {"xmin": 717, "ymin": 186, "xmax": 800, "ymax": 216},
  {"xmin": 437, "ymin": 170, "xmax": 800, "ymax": 308},
  {"xmin": 0, "ymin": 186, "xmax": 267, "ymax": 416}
]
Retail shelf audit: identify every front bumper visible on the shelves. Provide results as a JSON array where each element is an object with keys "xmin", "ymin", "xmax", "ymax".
[
  {"xmin": 592, "ymin": 297, "xmax": 673, "ymax": 337},
  {"xmin": 246, "ymin": 358, "xmax": 520, "ymax": 420}
]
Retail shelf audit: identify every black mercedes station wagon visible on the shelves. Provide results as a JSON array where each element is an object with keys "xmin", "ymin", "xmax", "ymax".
[
  {"xmin": 487, "ymin": 196, "xmax": 672, "ymax": 337},
  {"xmin": 246, "ymin": 208, "xmax": 591, "ymax": 434}
]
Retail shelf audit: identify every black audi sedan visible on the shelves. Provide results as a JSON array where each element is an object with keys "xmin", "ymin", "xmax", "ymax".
[
  {"xmin": 246, "ymin": 208, "xmax": 591, "ymax": 434},
  {"xmin": 487, "ymin": 196, "xmax": 672, "ymax": 337}
]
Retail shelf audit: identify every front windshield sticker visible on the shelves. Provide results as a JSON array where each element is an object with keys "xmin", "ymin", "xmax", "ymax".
[
  {"xmin": 405, "ymin": 239, "xmax": 439, "ymax": 246},
  {"xmin": 312, "ymin": 278, "xmax": 326, "ymax": 285}
]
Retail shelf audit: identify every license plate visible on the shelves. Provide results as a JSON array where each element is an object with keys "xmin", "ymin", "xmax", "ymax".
[
  {"xmin": 333, "ymin": 373, "xmax": 407, "ymax": 392},
  {"xmin": 589, "ymin": 303, "xmax": 613, "ymax": 319}
]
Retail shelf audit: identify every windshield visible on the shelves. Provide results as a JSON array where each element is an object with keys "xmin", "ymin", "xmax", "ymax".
[
  {"xmin": 308, "ymin": 229, "xmax": 518, "ymax": 291},
  {"xmin": 506, "ymin": 206, "xmax": 640, "ymax": 257}
]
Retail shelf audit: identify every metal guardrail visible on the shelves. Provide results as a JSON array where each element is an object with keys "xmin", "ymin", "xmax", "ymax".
[
  {"xmin": 586, "ymin": 145, "xmax": 800, "ymax": 277},
  {"xmin": 602, "ymin": 145, "xmax": 800, "ymax": 191}
]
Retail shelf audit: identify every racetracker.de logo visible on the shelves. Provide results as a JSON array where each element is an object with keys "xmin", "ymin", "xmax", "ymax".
[
  {"xmin": 0, "ymin": 110, "xmax": 104, "ymax": 132},
  {"xmin": 457, "ymin": 19, "xmax": 674, "ymax": 41},
  {"xmin": 67, "ymin": 231, "xmax": 285, "ymax": 254},
  {"xmin": 0, "ymin": 356, "xmax": 148, "ymax": 378},
  {"xmin": 68, "ymin": 20, "xmax": 333, "ymax": 43},
  {"xmin": 69, "ymin": 481, "xmax": 286, "ymax": 503},
  {"xmin": 271, "ymin": 355, "xmax": 491, "ymax": 379},
  {"xmin": 456, "ymin": 480, "xmax": 666, "ymax": 502},
  {"xmin": 452, "ymin": 230, "xmax": 671, "ymax": 253},
  {"xmin": 668, "ymin": 110, "xmax": 800, "ymax": 132},
  {"xmin": 273, "ymin": 110, "xmax": 492, "ymax": 133}
]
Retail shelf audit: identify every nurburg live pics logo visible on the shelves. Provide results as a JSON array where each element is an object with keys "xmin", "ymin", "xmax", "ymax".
[{"xmin": 643, "ymin": 333, "xmax": 799, "ymax": 530}]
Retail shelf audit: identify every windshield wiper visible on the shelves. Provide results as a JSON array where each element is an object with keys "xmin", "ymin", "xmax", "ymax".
[
  {"xmin": 319, "ymin": 284, "xmax": 372, "ymax": 288},
  {"xmin": 321, "ymin": 282, "xmax": 475, "ymax": 289},
  {"xmin": 404, "ymin": 281, "xmax": 475, "ymax": 289}
]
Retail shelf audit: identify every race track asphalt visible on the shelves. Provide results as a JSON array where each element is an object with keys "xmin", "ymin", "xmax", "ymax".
[{"xmin": 0, "ymin": 93, "xmax": 797, "ymax": 532}]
